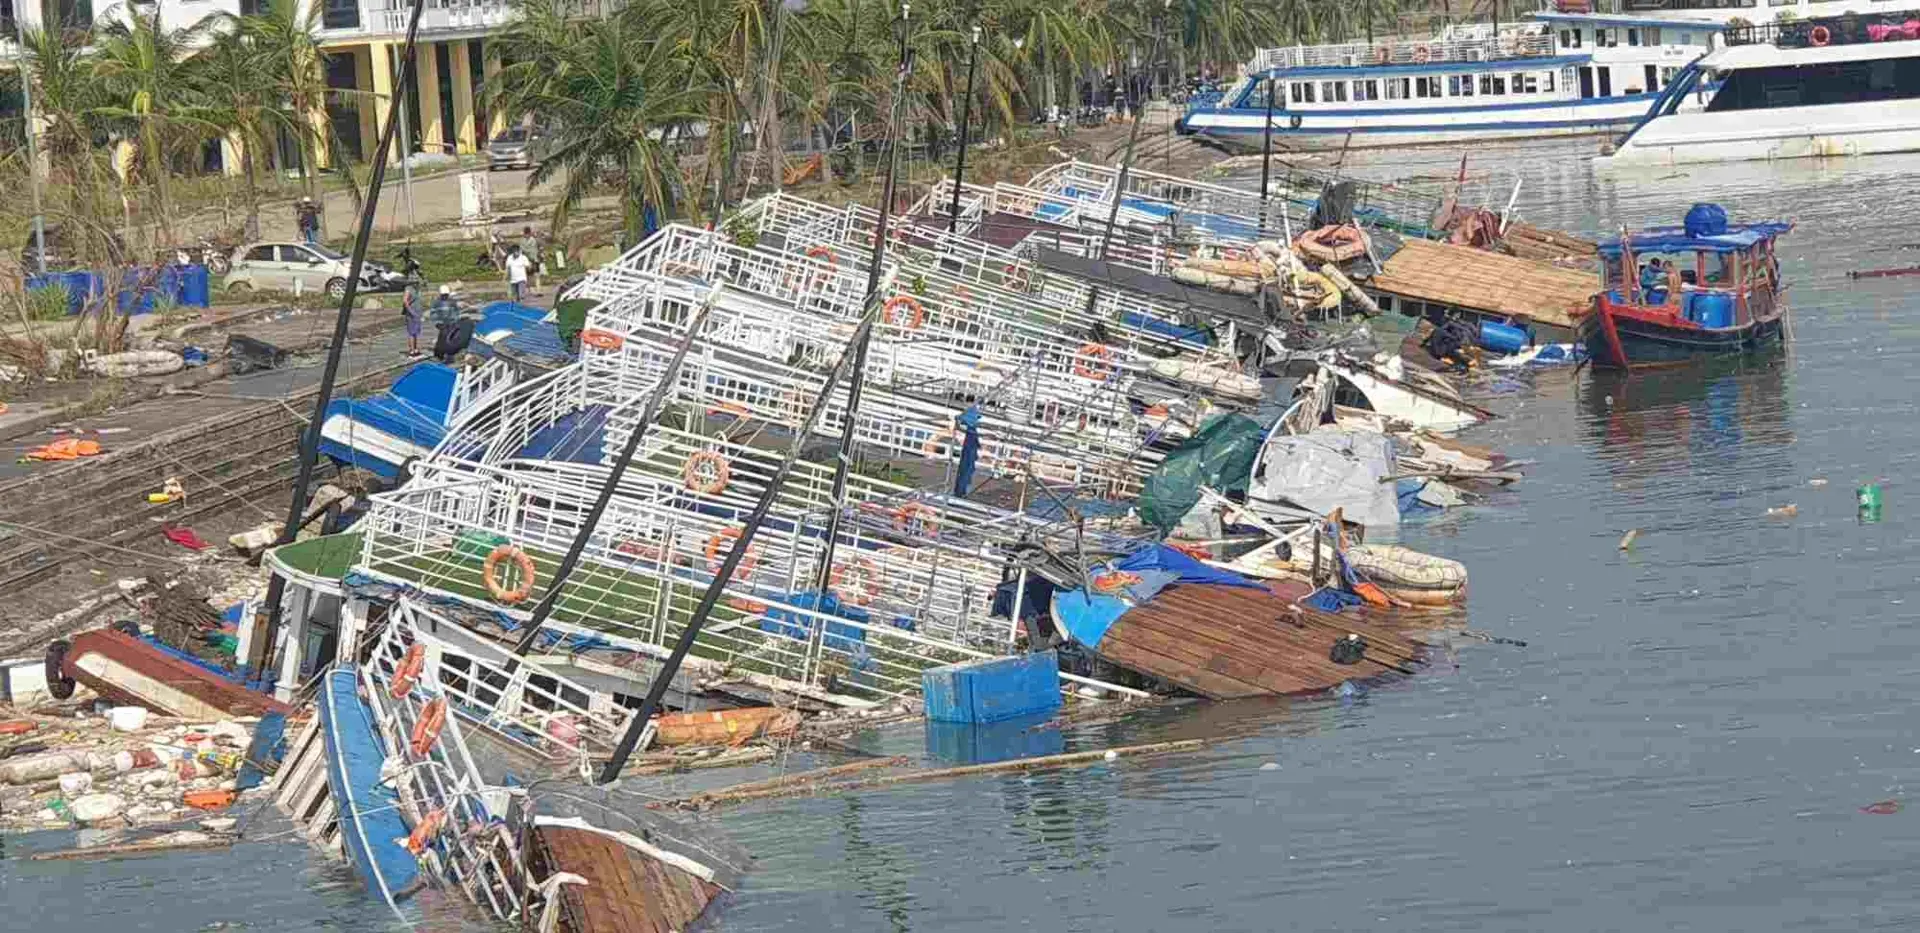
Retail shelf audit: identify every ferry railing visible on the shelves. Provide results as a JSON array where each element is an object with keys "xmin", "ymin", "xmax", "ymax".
[
  {"xmin": 429, "ymin": 364, "xmax": 591, "ymax": 468},
  {"xmin": 580, "ymin": 332, "xmax": 1153, "ymax": 497},
  {"xmin": 357, "ymin": 650, "xmax": 522, "ymax": 921},
  {"xmin": 1724, "ymin": 15, "xmax": 1918, "ymax": 48},
  {"xmin": 353, "ymin": 472, "xmax": 1029, "ymax": 701},
  {"xmin": 445, "ymin": 358, "xmax": 519, "ymax": 427},
  {"xmin": 1249, "ymin": 30, "xmax": 1552, "ymax": 72}
]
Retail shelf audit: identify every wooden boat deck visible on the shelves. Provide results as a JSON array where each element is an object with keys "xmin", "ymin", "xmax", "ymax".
[
  {"xmin": 1095, "ymin": 583, "xmax": 1424, "ymax": 699},
  {"xmin": 1370, "ymin": 237, "xmax": 1599, "ymax": 332},
  {"xmin": 530, "ymin": 826, "xmax": 723, "ymax": 933}
]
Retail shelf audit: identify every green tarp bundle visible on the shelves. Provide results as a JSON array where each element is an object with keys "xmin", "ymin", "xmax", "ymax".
[{"xmin": 1136, "ymin": 413, "xmax": 1265, "ymax": 533}]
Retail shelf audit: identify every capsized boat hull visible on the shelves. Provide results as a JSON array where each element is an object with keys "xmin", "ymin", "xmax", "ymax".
[
  {"xmin": 318, "ymin": 666, "xmax": 421, "ymax": 909},
  {"xmin": 1324, "ymin": 359, "xmax": 1489, "ymax": 433},
  {"xmin": 527, "ymin": 824, "xmax": 727, "ymax": 933},
  {"xmin": 61, "ymin": 629, "xmax": 289, "ymax": 720}
]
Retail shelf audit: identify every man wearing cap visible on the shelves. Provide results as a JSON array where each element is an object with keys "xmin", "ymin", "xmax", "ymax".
[
  {"xmin": 430, "ymin": 285, "xmax": 465, "ymax": 363},
  {"xmin": 296, "ymin": 197, "xmax": 320, "ymax": 246}
]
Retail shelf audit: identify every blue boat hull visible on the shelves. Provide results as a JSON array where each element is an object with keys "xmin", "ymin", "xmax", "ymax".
[{"xmin": 319, "ymin": 666, "xmax": 420, "ymax": 908}]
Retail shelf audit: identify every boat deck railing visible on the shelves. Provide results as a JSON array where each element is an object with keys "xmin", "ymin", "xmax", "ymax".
[
  {"xmin": 355, "ymin": 651, "xmax": 523, "ymax": 921},
  {"xmin": 1249, "ymin": 29, "xmax": 1553, "ymax": 73},
  {"xmin": 431, "ymin": 364, "xmax": 592, "ymax": 468},
  {"xmin": 353, "ymin": 471, "xmax": 1030, "ymax": 702},
  {"xmin": 1723, "ymin": 13, "xmax": 1920, "ymax": 48},
  {"xmin": 739, "ymin": 193, "xmax": 1198, "ymax": 335},
  {"xmin": 579, "ymin": 332, "xmax": 1155, "ymax": 495},
  {"xmin": 575, "ymin": 272, "xmax": 1149, "ymax": 447}
]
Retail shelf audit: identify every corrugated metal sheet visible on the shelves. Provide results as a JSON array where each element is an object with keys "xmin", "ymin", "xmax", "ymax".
[{"xmin": 1095, "ymin": 583, "xmax": 1424, "ymax": 699}]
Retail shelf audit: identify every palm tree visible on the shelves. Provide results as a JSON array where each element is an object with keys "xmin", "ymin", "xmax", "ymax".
[
  {"xmin": 240, "ymin": 0, "xmax": 346, "ymax": 229},
  {"xmin": 91, "ymin": 5, "xmax": 220, "ymax": 248},
  {"xmin": 16, "ymin": 25, "xmax": 124, "ymax": 263},
  {"xmin": 492, "ymin": 12, "xmax": 706, "ymax": 238},
  {"xmin": 186, "ymin": 23, "xmax": 287, "ymax": 240}
]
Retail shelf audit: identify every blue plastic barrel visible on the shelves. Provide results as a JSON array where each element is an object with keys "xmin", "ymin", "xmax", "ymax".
[
  {"xmin": 180, "ymin": 264, "xmax": 211, "ymax": 307},
  {"xmin": 1477, "ymin": 320, "xmax": 1531, "ymax": 355},
  {"xmin": 1689, "ymin": 292, "xmax": 1735, "ymax": 328}
]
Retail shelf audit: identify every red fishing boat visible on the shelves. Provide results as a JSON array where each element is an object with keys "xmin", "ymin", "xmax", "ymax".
[
  {"xmin": 45, "ymin": 628, "xmax": 290, "ymax": 720},
  {"xmin": 1584, "ymin": 205, "xmax": 1792, "ymax": 370}
]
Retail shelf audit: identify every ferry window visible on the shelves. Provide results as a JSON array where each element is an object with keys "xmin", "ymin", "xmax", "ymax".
[
  {"xmin": 1321, "ymin": 80, "xmax": 1347, "ymax": 102},
  {"xmin": 1384, "ymin": 76, "xmax": 1410, "ymax": 99},
  {"xmin": 1595, "ymin": 27, "xmax": 1615, "ymax": 47},
  {"xmin": 1566, "ymin": 28, "xmax": 1582, "ymax": 48},
  {"xmin": 1661, "ymin": 66, "xmax": 1679, "ymax": 85},
  {"xmin": 1679, "ymin": 31, "xmax": 1693, "ymax": 45},
  {"xmin": 1291, "ymin": 81, "xmax": 1313, "ymax": 103},
  {"xmin": 1514, "ymin": 73, "xmax": 1539, "ymax": 93},
  {"xmin": 1418, "ymin": 76, "xmax": 1445, "ymax": 98},
  {"xmin": 1627, "ymin": 28, "xmax": 1640, "ymax": 46},
  {"xmin": 1449, "ymin": 74, "xmax": 1474, "ymax": 96},
  {"xmin": 1479, "ymin": 73, "xmax": 1506, "ymax": 95},
  {"xmin": 1353, "ymin": 79, "xmax": 1379, "ymax": 101},
  {"xmin": 1646, "ymin": 27, "xmax": 1662, "ymax": 44}
]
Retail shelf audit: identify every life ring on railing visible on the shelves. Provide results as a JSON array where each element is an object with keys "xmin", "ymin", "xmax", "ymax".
[
  {"xmin": 805, "ymin": 244, "xmax": 838, "ymax": 267},
  {"xmin": 1002, "ymin": 262, "xmax": 1033, "ymax": 293},
  {"xmin": 410, "ymin": 696, "xmax": 448, "ymax": 758},
  {"xmin": 1373, "ymin": 43, "xmax": 1392, "ymax": 64},
  {"xmin": 682, "ymin": 450, "xmax": 731, "ymax": 494},
  {"xmin": 1091, "ymin": 570, "xmax": 1143, "ymax": 595},
  {"xmin": 1289, "ymin": 113, "xmax": 1303, "ymax": 130},
  {"xmin": 388, "ymin": 643, "xmax": 426, "ymax": 699},
  {"xmin": 615, "ymin": 539, "xmax": 665, "ymax": 561},
  {"xmin": 705, "ymin": 527, "xmax": 760, "ymax": 576},
  {"xmin": 1412, "ymin": 44, "xmax": 1432, "ymax": 63},
  {"xmin": 581, "ymin": 329, "xmax": 624, "ymax": 351},
  {"xmin": 893, "ymin": 502, "xmax": 940, "ymax": 538},
  {"xmin": 830, "ymin": 558, "xmax": 884, "ymax": 606},
  {"xmin": 1810, "ymin": 24, "xmax": 1831, "ymax": 46},
  {"xmin": 883, "ymin": 295, "xmax": 926, "ymax": 329},
  {"xmin": 483, "ymin": 545, "xmax": 537, "ymax": 604},
  {"xmin": 1073, "ymin": 343, "xmax": 1115, "ymax": 381},
  {"xmin": 406, "ymin": 807, "xmax": 447, "ymax": 854}
]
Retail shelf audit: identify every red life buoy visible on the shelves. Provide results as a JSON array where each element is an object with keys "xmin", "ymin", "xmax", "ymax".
[
  {"xmin": 1002, "ymin": 262, "xmax": 1034, "ymax": 292},
  {"xmin": 581, "ymin": 329, "xmax": 624, "ymax": 351},
  {"xmin": 406, "ymin": 807, "xmax": 446, "ymax": 854},
  {"xmin": 1073, "ymin": 343, "xmax": 1115, "ymax": 381},
  {"xmin": 805, "ymin": 244, "xmax": 838, "ymax": 266},
  {"xmin": 483, "ymin": 545, "xmax": 537, "ymax": 604},
  {"xmin": 410, "ymin": 697, "xmax": 447, "ymax": 758},
  {"xmin": 883, "ymin": 295, "xmax": 926, "ymax": 329},
  {"xmin": 682, "ymin": 450, "xmax": 731, "ymax": 494},
  {"xmin": 1810, "ymin": 24, "xmax": 1831, "ymax": 46},
  {"xmin": 1412, "ymin": 44, "xmax": 1432, "ymax": 63},
  {"xmin": 705, "ymin": 527, "xmax": 759, "ymax": 575},
  {"xmin": 388, "ymin": 643, "xmax": 425, "ymax": 699},
  {"xmin": 893, "ymin": 503, "xmax": 940, "ymax": 538},
  {"xmin": 830, "ymin": 559, "xmax": 883, "ymax": 606}
]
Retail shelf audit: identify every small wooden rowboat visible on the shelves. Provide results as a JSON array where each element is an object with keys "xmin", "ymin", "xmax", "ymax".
[{"xmin": 47, "ymin": 629, "xmax": 290, "ymax": 720}]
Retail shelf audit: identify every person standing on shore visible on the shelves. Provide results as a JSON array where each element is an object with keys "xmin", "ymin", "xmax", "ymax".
[
  {"xmin": 519, "ymin": 226, "xmax": 543, "ymax": 292},
  {"xmin": 401, "ymin": 280, "xmax": 424, "ymax": 357},
  {"xmin": 505, "ymin": 245, "xmax": 531, "ymax": 304},
  {"xmin": 430, "ymin": 284, "xmax": 463, "ymax": 363},
  {"xmin": 296, "ymin": 197, "xmax": 320, "ymax": 246}
]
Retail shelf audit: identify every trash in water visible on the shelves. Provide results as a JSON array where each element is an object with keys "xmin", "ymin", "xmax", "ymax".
[
  {"xmin": 1861, "ymin": 799, "xmax": 1902, "ymax": 815},
  {"xmin": 1809, "ymin": 478, "xmax": 1829, "ymax": 487},
  {"xmin": 1766, "ymin": 504, "xmax": 1798, "ymax": 518},
  {"xmin": 1858, "ymin": 484, "xmax": 1883, "ymax": 510},
  {"xmin": 1618, "ymin": 529, "xmax": 1640, "ymax": 550}
]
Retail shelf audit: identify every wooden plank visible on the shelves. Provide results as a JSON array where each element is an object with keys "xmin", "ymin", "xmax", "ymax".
[{"xmin": 1372, "ymin": 237, "xmax": 1599, "ymax": 329}]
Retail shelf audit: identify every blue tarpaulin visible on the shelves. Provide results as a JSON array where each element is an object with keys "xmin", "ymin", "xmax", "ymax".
[
  {"xmin": 1052, "ymin": 589, "xmax": 1129, "ymax": 649},
  {"xmin": 953, "ymin": 406, "xmax": 983, "ymax": 496},
  {"xmin": 1112, "ymin": 544, "xmax": 1265, "ymax": 589}
]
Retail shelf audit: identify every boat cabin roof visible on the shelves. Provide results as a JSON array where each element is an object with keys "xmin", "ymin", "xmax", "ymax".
[{"xmin": 1598, "ymin": 222, "xmax": 1792, "ymax": 257}]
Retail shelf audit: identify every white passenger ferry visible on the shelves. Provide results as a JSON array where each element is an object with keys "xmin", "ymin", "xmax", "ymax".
[
  {"xmin": 1180, "ymin": 2, "xmax": 1724, "ymax": 150},
  {"xmin": 1604, "ymin": 10, "xmax": 1920, "ymax": 164}
]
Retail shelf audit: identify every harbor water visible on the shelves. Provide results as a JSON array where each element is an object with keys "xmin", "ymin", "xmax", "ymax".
[{"xmin": 12, "ymin": 143, "xmax": 1920, "ymax": 931}]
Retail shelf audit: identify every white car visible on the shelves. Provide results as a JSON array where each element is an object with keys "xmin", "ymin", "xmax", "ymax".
[{"xmin": 223, "ymin": 242, "xmax": 393, "ymax": 300}]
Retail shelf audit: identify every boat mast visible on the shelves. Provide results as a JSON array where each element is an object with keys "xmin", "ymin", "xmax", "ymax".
[
  {"xmin": 507, "ymin": 303, "xmax": 716, "ymax": 656},
  {"xmin": 810, "ymin": 2, "xmax": 916, "ymax": 598},
  {"xmin": 597, "ymin": 4, "xmax": 919, "ymax": 784},
  {"xmin": 246, "ymin": 0, "xmax": 433, "ymax": 683}
]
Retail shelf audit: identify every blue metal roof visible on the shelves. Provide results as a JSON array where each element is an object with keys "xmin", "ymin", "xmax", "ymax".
[{"xmin": 1598, "ymin": 222, "xmax": 1793, "ymax": 256}]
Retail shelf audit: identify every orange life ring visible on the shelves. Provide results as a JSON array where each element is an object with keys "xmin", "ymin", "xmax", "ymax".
[
  {"xmin": 581, "ymin": 329, "xmax": 624, "ymax": 351},
  {"xmin": 883, "ymin": 295, "xmax": 926, "ymax": 329},
  {"xmin": 615, "ymin": 539, "xmax": 664, "ymax": 561},
  {"xmin": 1073, "ymin": 343, "xmax": 1115, "ymax": 381},
  {"xmin": 830, "ymin": 558, "xmax": 883, "ymax": 606},
  {"xmin": 705, "ymin": 527, "xmax": 759, "ymax": 576},
  {"xmin": 1810, "ymin": 24, "xmax": 1831, "ymax": 46},
  {"xmin": 1412, "ymin": 44, "xmax": 1431, "ymax": 63},
  {"xmin": 406, "ymin": 807, "xmax": 447, "ymax": 854},
  {"xmin": 805, "ymin": 244, "xmax": 838, "ymax": 267},
  {"xmin": 682, "ymin": 450, "xmax": 731, "ymax": 494},
  {"xmin": 1091, "ymin": 570, "xmax": 1143, "ymax": 594},
  {"xmin": 482, "ymin": 545, "xmax": 537, "ymax": 605},
  {"xmin": 389, "ymin": 643, "xmax": 426, "ymax": 699},
  {"xmin": 893, "ymin": 502, "xmax": 939, "ymax": 538},
  {"xmin": 410, "ymin": 696, "xmax": 447, "ymax": 758}
]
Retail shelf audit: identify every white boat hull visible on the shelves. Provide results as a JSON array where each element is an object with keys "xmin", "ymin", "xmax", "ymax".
[
  {"xmin": 1184, "ymin": 97, "xmax": 1656, "ymax": 152},
  {"xmin": 1603, "ymin": 98, "xmax": 1920, "ymax": 166},
  {"xmin": 1328, "ymin": 363, "xmax": 1487, "ymax": 434}
]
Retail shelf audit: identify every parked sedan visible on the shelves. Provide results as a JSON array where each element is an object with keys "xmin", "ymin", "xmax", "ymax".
[
  {"xmin": 223, "ymin": 242, "xmax": 393, "ymax": 300},
  {"xmin": 487, "ymin": 127, "xmax": 550, "ymax": 171}
]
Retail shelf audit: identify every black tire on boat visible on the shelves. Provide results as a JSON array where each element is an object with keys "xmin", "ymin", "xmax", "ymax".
[
  {"xmin": 110, "ymin": 619, "xmax": 142, "ymax": 638},
  {"xmin": 44, "ymin": 640, "xmax": 75, "ymax": 700}
]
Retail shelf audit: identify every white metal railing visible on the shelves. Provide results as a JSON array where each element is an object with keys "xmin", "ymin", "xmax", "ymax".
[
  {"xmin": 447, "ymin": 358, "xmax": 517, "ymax": 426},
  {"xmin": 432, "ymin": 364, "xmax": 591, "ymax": 467},
  {"xmin": 354, "ymin": 475, "xmax": 1017, "ymax": 702},
  {"xmin": 356, "ymin": 646, "xmax": 522, "ymax": 921},
  {"xmin": 1249, "ymin": 25, "xmax": 1553, "ymax": 72}
]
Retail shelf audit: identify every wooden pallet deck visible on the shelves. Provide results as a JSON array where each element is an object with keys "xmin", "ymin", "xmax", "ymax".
[
  {"xmin": 1096, "ymin": 583, "xmax": 1424, "ymax": 699},
  {"xmin": 530, "ymin": 826, "xmax": 723, "ymax": 933}
]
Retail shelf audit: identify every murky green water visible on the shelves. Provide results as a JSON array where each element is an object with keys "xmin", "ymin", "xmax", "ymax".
[{"xmin": 13, "ymin": 141, "xmax": 1920, "ymax": 931}]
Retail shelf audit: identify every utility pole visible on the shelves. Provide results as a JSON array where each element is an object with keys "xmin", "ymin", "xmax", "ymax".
[
  {"xmin": 945, "ymin": 18, "xmax": 981, "ymax": 232},
  {"xmin": 15, "ymin": 14, "xmax": 46, "ymax": 275},
  {"xmin": 1258, "ymin": 73, "xmax": 1276, "ymax": 238}
]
